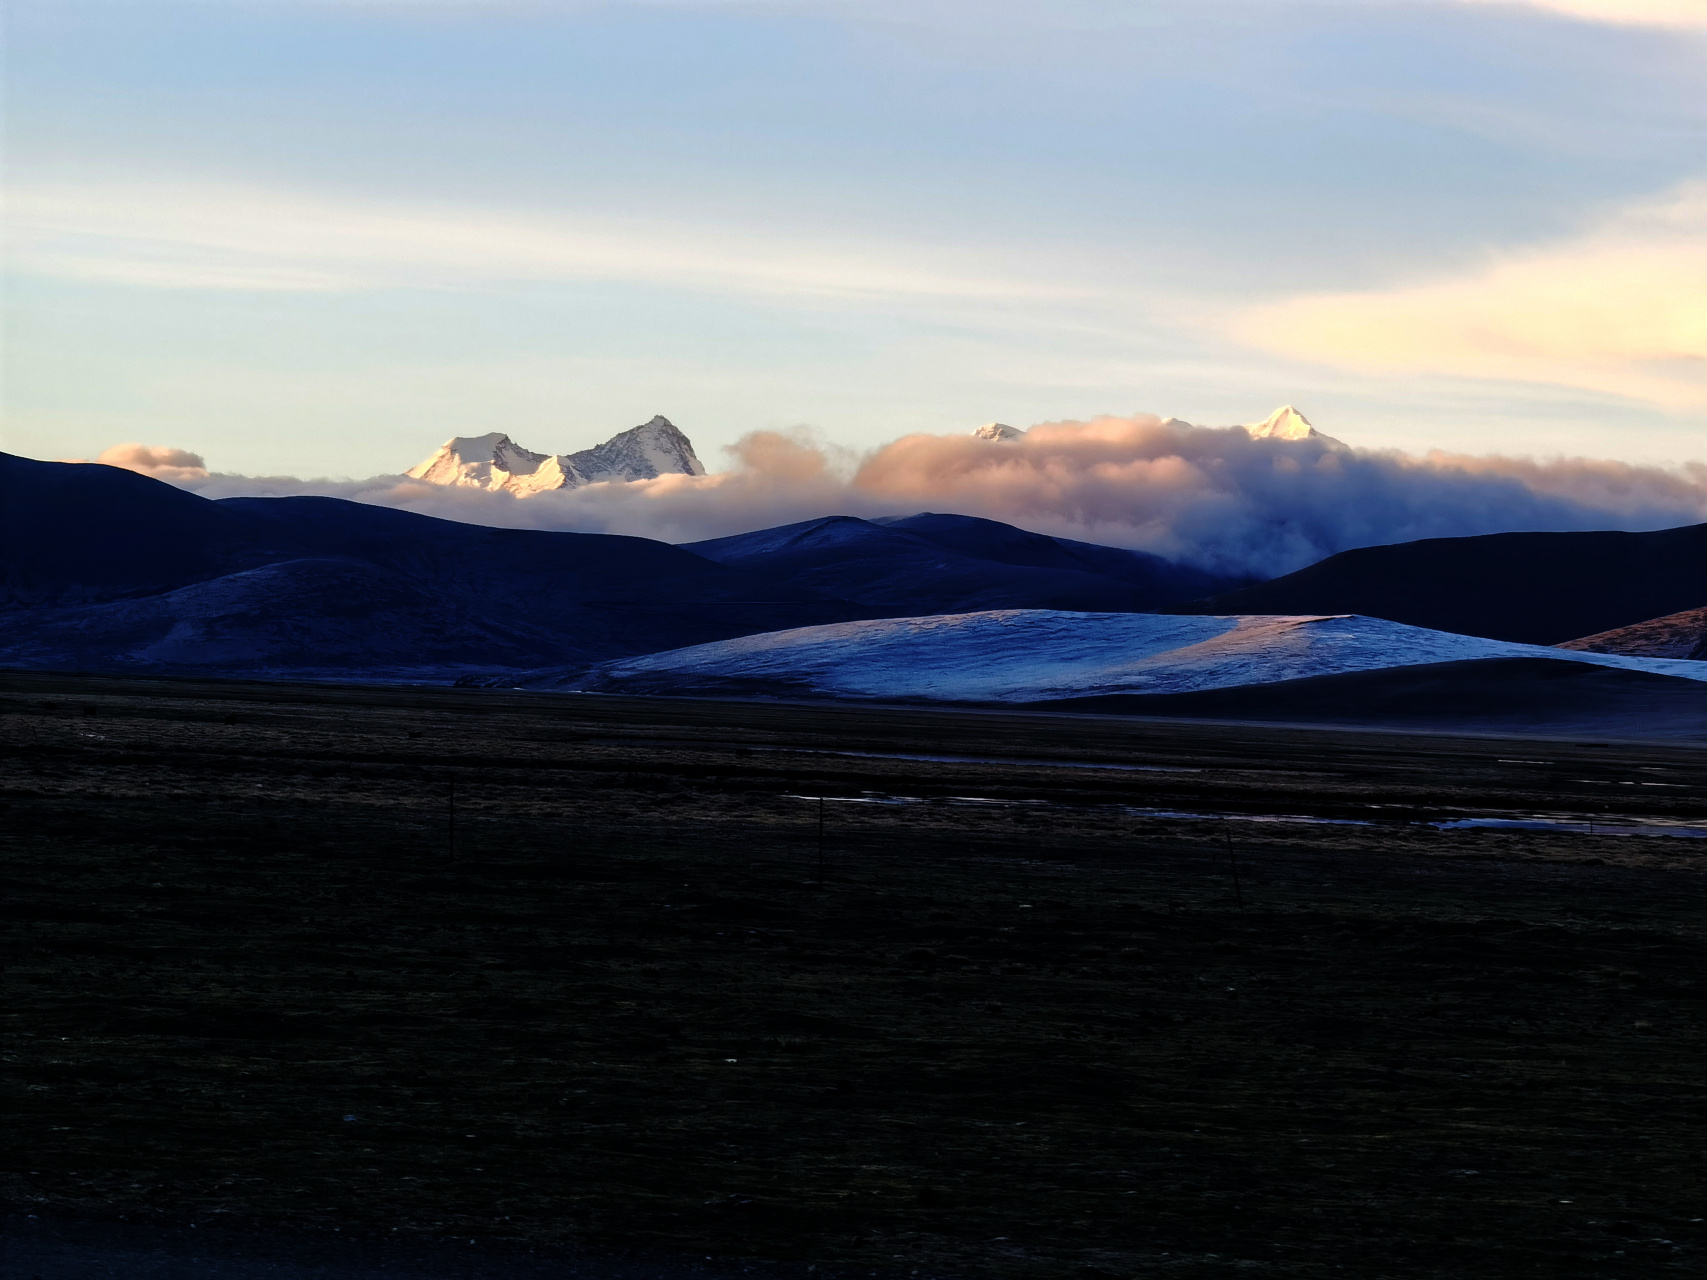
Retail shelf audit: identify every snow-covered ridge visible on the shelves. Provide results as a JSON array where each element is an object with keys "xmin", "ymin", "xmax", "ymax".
[
  {"xmin": 405, "ymin": 416, "xmax": 705, "ymax": 496},
  {"xmin": 551, "ymin": 610, "xmax": 1707, "ymax": 703}
]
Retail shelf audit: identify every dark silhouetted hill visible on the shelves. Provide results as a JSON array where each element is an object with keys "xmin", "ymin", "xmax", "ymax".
[
  {"xmin": 685, "ymin": 512, "xmax": 1241, "ymax": 614},
  {"xmin": 1164, "ymin": 524, "xmax": 1707, "ymax": 644},
  {"xmin": 0, "ymin": 454, "xmax": 859, "ymax": 677}
]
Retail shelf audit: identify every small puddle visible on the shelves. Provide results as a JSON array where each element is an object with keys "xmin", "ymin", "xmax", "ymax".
[
  {"xmin": 782, "ymin": 794, "xmax": 1707, "ymax": 839},
  {"xmin": 1121, "ymin": 806, "xmax": 1372, "ymax": 827},
  {"xmin": 759, "ymin": 746, "xmax": 1195, "ymax": 772},
  {"xmin": 782, "ymin": 793, "xmax": 1366, "ymax": 824},
  {"xmin": 1435, "ymin": 816, "xmax": 1707, "ymax": 839}
]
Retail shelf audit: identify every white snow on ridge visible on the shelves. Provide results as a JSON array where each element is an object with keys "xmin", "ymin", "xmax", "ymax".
[{"xmin": 570, "ymin": 610, "xmax": 1707, "ymax": 703}]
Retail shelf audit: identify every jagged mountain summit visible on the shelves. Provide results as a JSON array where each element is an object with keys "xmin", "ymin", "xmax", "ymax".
[
  {"xmin": 405, "ymin": 415, "xmax": 706, "ymax": 497},
  {"xmin": 1242, "ymin": 405, "xmax": 1338, "ymax": 444},
  {"xmin": 971, "ymin": 422, "xmax": 1026, "ymax": 441}
]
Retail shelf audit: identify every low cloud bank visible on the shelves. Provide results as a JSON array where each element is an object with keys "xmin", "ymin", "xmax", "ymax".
[{"xmin": 91, "ymin": 416, "xmax": 1707, "ymax": 579}]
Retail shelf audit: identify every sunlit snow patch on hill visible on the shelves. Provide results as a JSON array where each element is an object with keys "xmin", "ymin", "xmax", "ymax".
[{"xmin": 545, "ymin": 611, "xmax": 1707, "ymax": 703}]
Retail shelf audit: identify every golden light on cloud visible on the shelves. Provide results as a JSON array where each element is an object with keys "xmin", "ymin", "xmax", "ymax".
[
  {"xmin": 1233, "ymin": 184, "xmax": 1707, "ymax": 410},
  {"xmin": 1460, "ymin": 0, "xmax": 1707, "ymax": 28}
]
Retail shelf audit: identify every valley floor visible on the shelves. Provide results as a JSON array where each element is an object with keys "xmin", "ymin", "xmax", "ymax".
[{"xmin": 2, "ymin": 672, "xmax": 1705, "ymax": 1278}]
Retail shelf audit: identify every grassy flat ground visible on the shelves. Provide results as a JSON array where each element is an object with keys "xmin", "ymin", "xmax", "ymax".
[{"xmin": 2, "ymin": 670, "xmax": 1705, "ymax": 1278}]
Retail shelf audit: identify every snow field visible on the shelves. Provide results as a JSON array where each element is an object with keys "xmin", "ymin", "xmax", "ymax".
[{"xmin": 573, "ymin": 610, "xmax": 1707, "ymax": 703}]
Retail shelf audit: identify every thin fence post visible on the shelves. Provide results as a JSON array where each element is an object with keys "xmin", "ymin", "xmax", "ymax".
[{"xmin": 1223, "ymin": 820, "xmax": 1244, "ymax": 912}]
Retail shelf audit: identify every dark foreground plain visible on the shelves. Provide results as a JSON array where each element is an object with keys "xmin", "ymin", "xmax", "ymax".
[{"xmin": 3, "ymin": 672, "xmax": 1705, "ymax": 1279}]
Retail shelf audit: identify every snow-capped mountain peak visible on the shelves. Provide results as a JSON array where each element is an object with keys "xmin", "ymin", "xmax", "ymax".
[
  {"xmin": 1243, "ymin": 405, "xmax": 1335, "ymax": 443},
  {"xmin": 566, "ymin": 415, "xmax": 706, "ymax": 483},
  {"xmin": 404, "ymin": 416, "xmax": 705, "ymax": 496},
  {"xmin": 971, "ymin": 423, "xmax": 1026, "ymax": 442},
  {"xmin": 405, "ymin": 432, "xmax": 551, "ymax": 489}
]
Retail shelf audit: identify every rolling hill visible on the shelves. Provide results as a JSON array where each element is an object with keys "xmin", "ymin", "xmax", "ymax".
[
  {"xmin": 532, "ymin": 609, "xmax": 1707, "ymax": 705},
  {"xmin": 1163, "ymin": 524, "xmax": 1707, "ymax": 644},
  {"xmin": 1557, "ymin": 605, "xmax": 1707, "ymax": 661},
  {"xmin": 0, "ymin": 453, "xmax": 858, "ymax": 678},
  {"xmin": 683, "ymin": 512, "xmax": 1242, "ymax": 615}
]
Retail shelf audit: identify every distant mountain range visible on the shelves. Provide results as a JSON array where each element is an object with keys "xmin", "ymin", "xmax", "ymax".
[
  {"xmin": 405, "ymin": 415, "xmax": 705, "ymax": 496},
  {"xmin": 962, "ymin": 405, "xmax": 1335, "ymax": 446},
  {"xmin": 397, "ymin": 406, "xmax": 1331, "ymax": 502},
  {"xmin": 1164, "ymin": 524, "xmax": 1707, "ymax": 645},
  {"xmin": 6, "ymin": 436, "xmax": 1703, "ymax": 716}
]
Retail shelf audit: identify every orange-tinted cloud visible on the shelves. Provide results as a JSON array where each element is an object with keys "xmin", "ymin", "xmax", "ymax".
[
  {"xmin": 1460, "ymin": 0, "xmax": 1707, "ymax": 29},
  {"xmin": 1233, "ymin": 184, "xmax": 1707, "ymax": 410},
  {"xmin": 64, "ymin": 443, "xmax": 212, "ymax": 484}
]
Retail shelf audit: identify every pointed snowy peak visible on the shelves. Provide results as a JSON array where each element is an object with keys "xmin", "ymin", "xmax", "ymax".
[
  {"xmin": 971, "ymin": 422, "xmax": 1026, "ymax": 442},
  {"xmin": 405, "ymin": 433, "xmax": 550, "ymax": 489},
  {"xmin": 566, "ymin": 415, "xmax": 707, "ymax": 484},
  {"xmin": 1242, "ymin": 405, "xmax": 1342, "ymax": 446}
]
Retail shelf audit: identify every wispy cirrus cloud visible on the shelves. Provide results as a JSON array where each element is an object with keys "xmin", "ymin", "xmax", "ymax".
[
  {"xmin": 1231, "ymin": 182, "xmax": 1707, "ymax": 411},
  {"xmin": 5, "ymin": 181, "xmax": 1076, "ymax": 308}
]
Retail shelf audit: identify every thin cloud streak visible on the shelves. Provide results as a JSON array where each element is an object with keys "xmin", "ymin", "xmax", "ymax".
[
  {"xmin": 6, "ymin": 182, "xmax": 1081, "ymax": 307},
  {"xmin": 93, "ymin": 416, "xmax": 1707, "ymax": 579}
]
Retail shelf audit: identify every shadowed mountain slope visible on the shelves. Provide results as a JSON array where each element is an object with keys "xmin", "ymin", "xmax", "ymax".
[
  {"xmin": 684, "ymin": 513, "xmax": 1241, "ymax": 614},
  {"xmin": 0, "ymin": 454, "xmax": 859, "ymax": 677},
  {"xmin": 1163, "ymin": 524, "xmax": 1707, "ymax": 644}
]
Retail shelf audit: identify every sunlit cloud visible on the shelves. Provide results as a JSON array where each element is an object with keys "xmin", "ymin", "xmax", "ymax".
[
  {"xmin": 1458, "ymin": 0, "xmax": 1707, "ymax": 29},
  {"xmin": 1232, "ymin": 183, "xmax": 1707, "ymax": 411},
  {"xmin": 61, "ymin": 443, "xmax": 213, "ymax": 484}
]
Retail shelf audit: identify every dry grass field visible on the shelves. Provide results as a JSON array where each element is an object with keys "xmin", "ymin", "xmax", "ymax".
[{"xmin": 3, "ymin": 670, "xmax": 1705, "ymax": 1278}]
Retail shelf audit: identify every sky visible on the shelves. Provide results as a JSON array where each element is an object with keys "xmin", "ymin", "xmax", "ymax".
[{"xmin": 2, "ymin": 0, "xmax": 1704, "ymax": 483}]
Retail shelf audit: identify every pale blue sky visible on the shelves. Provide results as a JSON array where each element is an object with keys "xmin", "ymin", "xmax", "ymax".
[{"xmin": 4, "ymin": 0, "xmax": 1703, "ymax": 476}]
